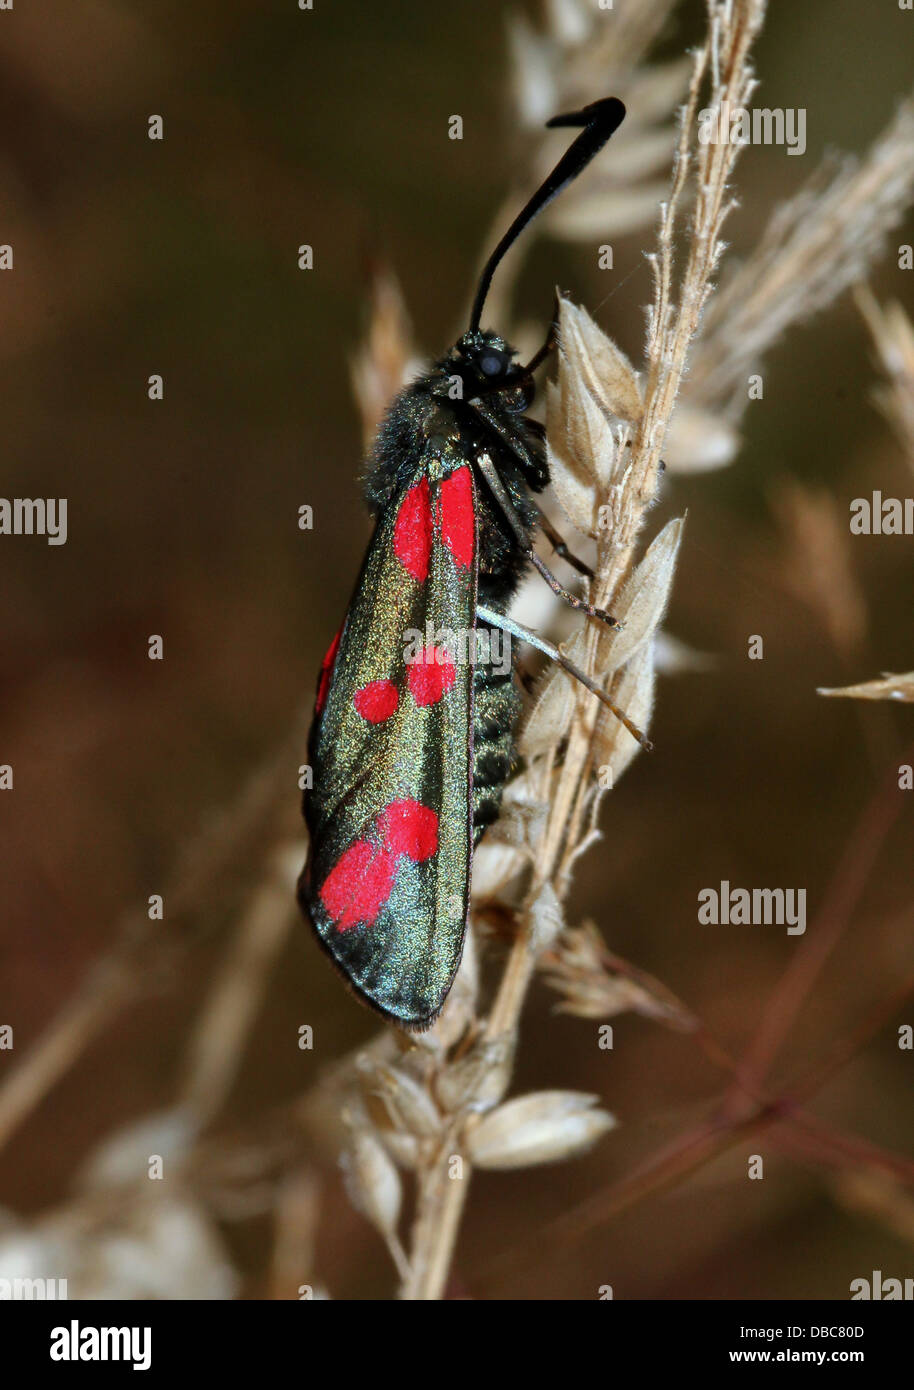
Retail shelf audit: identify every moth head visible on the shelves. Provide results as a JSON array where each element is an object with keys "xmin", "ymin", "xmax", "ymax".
[{"xmin": 452, "ymin": 330, "xmax": 517, "ymax": 389}]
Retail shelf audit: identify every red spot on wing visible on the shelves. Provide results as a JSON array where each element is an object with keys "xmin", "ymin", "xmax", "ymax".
[
  {"xmin": 354, "ymin": 679, "xmax": 399, "ymax": 723},
  {"xmin": 439, "ymin": 466, "xmax": 475, "ymax": 569},
  {"xmin": 394, "ymin": 478, "xmax": 432, "ymax": 582},
  {"xmin": 379, "ymin": 799, "xmax": 439, "ymax": 861},
  {"xmin": 315, "ymin": 628, "xmax": 342, "ymax": 714},
  {"xmin": 407, "ymin": 645, "xmax": 457, "ymax": 707},
  {"xmin": 321, "ymin": 799, "xmax": 440, "ymax": 933},
  {"xmin": 321, "ymin": 840, "xmax": 397, "ymax": 930}
]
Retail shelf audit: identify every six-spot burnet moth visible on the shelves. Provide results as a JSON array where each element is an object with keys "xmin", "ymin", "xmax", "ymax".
[{"xmin": 298, "ymin": 95, "xmax": 651, "ymax": 1030}]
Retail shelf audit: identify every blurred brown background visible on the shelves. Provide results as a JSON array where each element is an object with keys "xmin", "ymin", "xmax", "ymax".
[{"xmin": 1, "ymin": 0, "xmax": 912, "ymax": 1299}]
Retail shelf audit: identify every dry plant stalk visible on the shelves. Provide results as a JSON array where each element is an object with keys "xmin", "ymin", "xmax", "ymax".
[
  {"xmin": 688, "ymin": 97, "xmax": 914, "ymax": 416},
  {"xmin": 375, "ymin": 0, "xmax": 768, "ymax": 1300}
]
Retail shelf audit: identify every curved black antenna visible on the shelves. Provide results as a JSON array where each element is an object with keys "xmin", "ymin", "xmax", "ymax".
[{"xmin": 468, "ymin": 96, "xmax": 626, "ymax": 334}]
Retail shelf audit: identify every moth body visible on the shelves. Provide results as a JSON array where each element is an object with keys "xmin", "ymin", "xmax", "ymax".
[{"xmin": 298, "ymin": 96, "xmax": 630, "ymax": 1028}]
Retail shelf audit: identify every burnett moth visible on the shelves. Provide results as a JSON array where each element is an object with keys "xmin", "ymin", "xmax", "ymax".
[{"xmin": 299, "ymin": 97, "xmax": 650, "ymax": 1029}]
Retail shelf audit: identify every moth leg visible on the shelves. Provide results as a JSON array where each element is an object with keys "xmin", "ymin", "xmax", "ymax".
[
  {"xmin": 534, "ymin": 507, "xmax": 595, "ymax": 580},
  {"xmin": 474, "ymin": 451, "xmax": 620, "ymax": 630},
  {"xmin": 477, "ymin": 602, "xmax": 652, "ymax": 752}
]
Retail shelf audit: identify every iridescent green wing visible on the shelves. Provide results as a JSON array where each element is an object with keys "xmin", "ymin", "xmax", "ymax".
[{"xmin": 300, "ymin": 457, "xmax": 478, "ymax": 1028}]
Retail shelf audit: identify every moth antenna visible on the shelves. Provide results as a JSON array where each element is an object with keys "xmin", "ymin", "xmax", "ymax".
[{"xmin": 468, "ymin": 96, "xmax": 626, "ymax": 334}]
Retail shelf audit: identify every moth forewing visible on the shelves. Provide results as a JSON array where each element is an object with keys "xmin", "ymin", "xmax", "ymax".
[{"xmin": 301, "ymin": 446, "xmax": 477, "ymax": 1028}]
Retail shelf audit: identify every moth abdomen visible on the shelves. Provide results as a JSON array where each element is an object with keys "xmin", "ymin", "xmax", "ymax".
[{"xmin": 471, "ymin": 633, "xmax": 522, "ymax": 845}]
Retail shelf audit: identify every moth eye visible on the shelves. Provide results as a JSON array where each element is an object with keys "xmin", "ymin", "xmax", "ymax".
[{"xmin": 479, "ymin": 350, "xmax": 506, "ymax": 377}]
